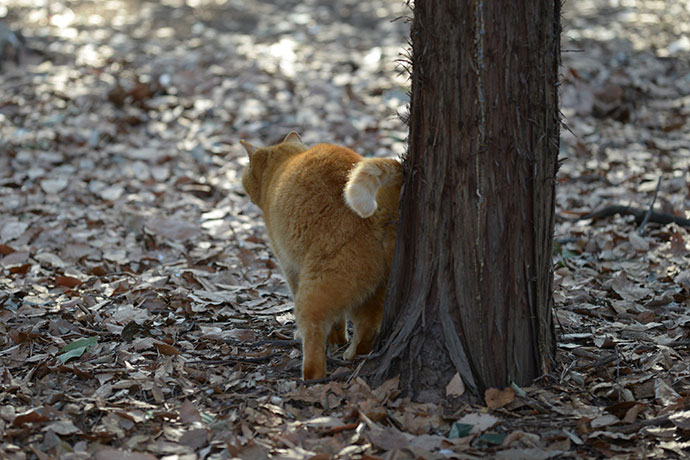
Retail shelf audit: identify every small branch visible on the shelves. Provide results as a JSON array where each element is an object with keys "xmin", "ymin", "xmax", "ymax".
[
  {"xmin": 250, "ymin": 339, "xmax": 300, "ymax": 347},
  {"xmin": 299, "ymin": 369, "xmax": 353, "ymax": 386},
  {"xmin": 617, "ymin": 414, "xmax": 674, "ymax": 434},
  {"xmin": 186, "ymin": 354, "xmax": 276, "ymax": 365},
  {"xmin": 638, "ymin": 177, "xmax": 662, "ymax": 235},
  {"xmin": 562, "ymin": 205, "xmax": 690, "ymax": 228}
]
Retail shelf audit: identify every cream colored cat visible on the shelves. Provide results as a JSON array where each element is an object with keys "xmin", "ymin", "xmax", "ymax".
[{"xmin": 241, "ymin": 132, "xmax": 402, "ymax": 380}]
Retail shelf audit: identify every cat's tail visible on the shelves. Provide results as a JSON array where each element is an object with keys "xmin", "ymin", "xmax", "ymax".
[{"xmin": 344, "ymin": 158, "xmax": 402, "ymax": 218}]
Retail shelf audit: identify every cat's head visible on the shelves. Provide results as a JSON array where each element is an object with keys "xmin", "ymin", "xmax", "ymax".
[{"xmin": 240, "ymin": 131, "xmax": 308, "ymax": 207}]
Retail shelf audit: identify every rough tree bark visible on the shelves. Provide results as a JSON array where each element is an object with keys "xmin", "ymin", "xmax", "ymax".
[{"xmin": 368, "ymin": 0, "xmax": 560, "ymax": 402}]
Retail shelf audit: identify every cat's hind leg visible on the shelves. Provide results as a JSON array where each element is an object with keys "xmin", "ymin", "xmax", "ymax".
[
  {"xmin": 295, "ymin": 279, "xmax": 363, "ymax": 380},
  {"xmin": 343, "ymin": 282, "xmax": 385, "ymax": 361},
  {"xmin": 294, "ymin": 285, "xmax": 337, "ymax": 380},
  {"xmin": 327, "ymin": 317, "xmax": 347, "ymax": 347}
]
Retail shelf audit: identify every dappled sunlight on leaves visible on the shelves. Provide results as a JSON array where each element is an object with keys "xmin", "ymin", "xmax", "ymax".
[{"xmin": 0, "ymin": 0, "xmax": 689, "ymax": 458}]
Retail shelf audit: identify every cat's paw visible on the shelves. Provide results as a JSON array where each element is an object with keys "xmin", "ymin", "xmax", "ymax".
[{"xmin": 343, "ymin": 345, "xmax": 357, "ymax": 361}]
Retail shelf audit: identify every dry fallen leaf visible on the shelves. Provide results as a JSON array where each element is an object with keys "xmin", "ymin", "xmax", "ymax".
[
  {"xmin": 485, "ymin": 387, "xmax": 514, "ymax": 409},
  {"xmin": 179, "ymin": 428, "xmax": 209, "ymax": 449},
  {"xmin": 446, "ymin": 373, "xmax": 465, "ymax": 398},
  {"xmin": 654, "ymin": 379, "xmax": 681, "ymax": 406},
  {"xmin": 55, "ymin": 275, "xmax": 82, "ymax": 288},
  {"xmin": 611, "ymin": 271, "xmax": 651, "ymax": 302},
  {"xmin": 146, "ymin": 217, "xmax": 200, "ymax": 241},
  {"xmin": 669, "ymin": 410, "xmax": 690, "ymax": 430},
  {"xmin": 457, "ymin": 413, "xmax": 500, "ymax": 435},
  {"xmin": 2, "ymin": 1, "xmax": 690, "ymax": 459},
  {"xmin": 95, "ymin": 448, "xmax": 158, "ymax": 460},
  {"xmin": 153, "ymin": 341, "xmax": 180, "ymax": 356},
  {"xmin": 670, "ymin": 230, "xmax": 688, "ymax": 257},
  {"xmin": 622, "ymin": 403, "xmax": 646, "ymax": 424},
  {"xmin": 179, "ymin": 400, "xmax": 202, "ymax": 424}
]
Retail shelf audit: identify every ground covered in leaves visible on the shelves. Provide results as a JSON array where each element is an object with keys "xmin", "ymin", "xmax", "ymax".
[{"xmin": 1, "ymin": 0, "xmax": 690, "ymax": 458}]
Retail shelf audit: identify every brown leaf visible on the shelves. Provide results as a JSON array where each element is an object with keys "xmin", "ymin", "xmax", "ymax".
[
  {"xmin": 322, "ymin": 422, "xmax": 359, "ymax": 435},
  {"xmin": 9, "ymin": 263, "xmax": 30, "ymax": 274},
  {"xmin": 622, "ymin": 404, "xmax": 646, "ymax": 424},
  {"xmin": 373, "ymin": 375, "xmax": 400, "ymax": 402},
  {"xmin": 55, "ymin": 275, "xmax": 82, "ymax": 289},
  {"xmin": 635, "ymin": 310, "xmax": 656, "ymax": 324},
  {"xmin": 9, "ymin": 330, "xmax": 42, "ymax": 344},
  {"xmin": 226, "ymin": 440, "xmax": 269, "ymax": 460},
  {"xmin": 604, "ymin": 401, "xmax": 639, "ymax": 419},
  {"xmin": 153, "ymin": 341, "xmax": 180, "ymax": 356},
  {"xmin": 91, "ymin": 265, "xmax": 108, "ymax": 276},
  {"xmin": 485, "ymin": 387, "xmax": 514, "ymax": 409},
  {"xmin": 307, "ymin": 454, "xmax": 330, "ymax": 460},
  {"xmin": 13, "ymin": 409, "xmax": 50, "ymax": 427},
  {"xmin": 0, "ymin": 244, "xmax": 15, "ymax": 256}
]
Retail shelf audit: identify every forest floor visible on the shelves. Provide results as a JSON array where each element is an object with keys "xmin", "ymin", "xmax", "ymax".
[{"xmin": 1, "ymin": 0, "xmax": 690, "ymax": 458}]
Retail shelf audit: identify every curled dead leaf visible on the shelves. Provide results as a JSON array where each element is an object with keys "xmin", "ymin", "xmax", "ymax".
[
  {"xmin": 654, "ymin": 379, "xmax": 680, "ymax": 406},
  {"xmin": 485, "ymin": 387, "xmax": 514, "ymax": 409},
  {"xmin": 153, "ymin": 341, "xmax": 180, "ymax": 356},
  {"xmin": 669, "ymin": 410, "xmax": 690, "ymax": 430}
]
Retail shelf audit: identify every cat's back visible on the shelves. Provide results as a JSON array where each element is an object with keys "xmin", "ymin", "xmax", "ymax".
[
  {"xmin": 272, "ymin": 143, "xmax": 361, "ymax": 202},
  {"xmin": 265, "ymin": 143, "xmax": 368, "ymax": 247}
]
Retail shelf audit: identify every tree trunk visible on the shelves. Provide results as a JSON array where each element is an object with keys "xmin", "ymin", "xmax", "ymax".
[{"xmin": 368, "ymin": 0, "xmax": 560, "ymax": 402}]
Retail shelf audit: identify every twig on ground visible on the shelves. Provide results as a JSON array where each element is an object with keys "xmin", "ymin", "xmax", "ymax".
[
  {"xmin": 187, "ymin": 354, "xmax": 276, "ymax": 364},
  {"xmin": 248, "ymin": 339, "xmax": 300, "ymax": 347},
  {"xmin": 638, "ymin": 177, "xmax": 662, "ymax": 235},
  {"xmin": 299, "ymin": 369, "xmax": 353, "ymax": 386},
  {"xmin": 561, "ymin": 205, "xmax": 690, "ymax": 228},
  {"xmin": 617, "ymin": 414, "xmax": 674, "ymax": 434}
]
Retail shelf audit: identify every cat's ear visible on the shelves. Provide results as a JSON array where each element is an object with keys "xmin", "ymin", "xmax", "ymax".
[
  {"xmin": 240, "ymin": 139, "xmax": 258, "ymax": 158},
  {"xmin": 283, "ymin": 131, "xmax": 303, "ymax": 144}
]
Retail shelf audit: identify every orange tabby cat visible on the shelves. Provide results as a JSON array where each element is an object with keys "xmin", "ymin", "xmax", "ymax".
[{"xmin": 241, "ymin": 132, "xmax": 402, "ymax": 380}]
